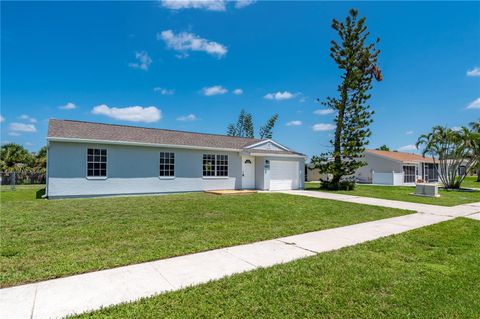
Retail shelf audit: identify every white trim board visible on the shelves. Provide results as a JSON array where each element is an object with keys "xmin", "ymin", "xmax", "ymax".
[
  {"xmin": 48, "ymin": 137, "xmax": 242, "ymax": 152},
  {"xmin": 243, "ymin": 139, "xmax": 292, "ymax": 152}
]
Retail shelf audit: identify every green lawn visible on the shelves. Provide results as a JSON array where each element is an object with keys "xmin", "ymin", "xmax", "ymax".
[
  {"xmin": 305, "ymin": 182, "xmax": 480, "ymax": 206},
  {"xmin": 75, "ymin": 218, "xmax": 480, "ymax": 318},
  {"xmin": 461, "ymin": 176, "xmax": 480, "ymax": 189},
  {"xmin": 0, "ymin": 185, "xmax": 411, "ymax": 287}
]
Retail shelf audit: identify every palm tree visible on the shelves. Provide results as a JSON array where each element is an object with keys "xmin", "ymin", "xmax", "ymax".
[
  {"xmin": 469, "ymin": 120, "xmax": 480, "ymax": 181},
  {"xmin": 416, "ymin": 125, "xmax": 478, "ymax": 189},
  {"xmin": 470, "ymin": 119, "xmax": 480, "ymax": 132},
  {"xmin": 0, "ymin": 143, "xmax": 33, "ymax": 172}
]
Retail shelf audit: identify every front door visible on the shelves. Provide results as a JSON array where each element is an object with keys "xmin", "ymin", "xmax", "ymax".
[{"xmin": 242, "ymin": 156, "xmax": 255, "ymax": 189}]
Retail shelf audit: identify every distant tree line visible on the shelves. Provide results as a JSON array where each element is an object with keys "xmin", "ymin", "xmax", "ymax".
[{"xmin": 0, "ymin": 143, "xmax": 47, "ymax": 173}]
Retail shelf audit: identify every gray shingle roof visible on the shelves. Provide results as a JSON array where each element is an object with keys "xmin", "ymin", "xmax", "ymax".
[{"xmin": 47, "ymin": 119, "xmax": 264, "ymax": 150}]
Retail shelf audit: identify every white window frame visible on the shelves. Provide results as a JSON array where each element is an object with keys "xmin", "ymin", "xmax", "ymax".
[
  {"xmin": 159, "ymin": 152, "xmax": 175, "ymax": 179},
  {"xmin": 403, "ymin": 165, "xmax": 416, "ymax": 183},
  {"xmin": 202, "ymin": 154, "xmax": 229, "ymax": 179},
  {"xmin": 86, "ymin": 147, "xmax": 108, "ymax": 180}
]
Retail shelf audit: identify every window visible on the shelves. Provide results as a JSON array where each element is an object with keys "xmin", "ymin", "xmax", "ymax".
[
  {"xmin": 216, "ymin": 155, "xmax": 228, "ymax": 176},
  {"xmin": 203, "ymin": 154, "xmax": 216, "ymax": 176},
  {"xmin": 424, "ymin": 163, "xmax": 439, "ymax": 182},
  {"xmin": 87, "ymin": 148, "xmax": 107, "ymax": 177},
  {"xmin": 160, "ymin": 152, "xmax": 175, "ymax": 177},
  {"xmin": 403, "ymin": 165, "xmax": 416, "ymax": 183},
  {"xmin": 203, "ymin": 154, "xmax": 228, "ymax": 177}
]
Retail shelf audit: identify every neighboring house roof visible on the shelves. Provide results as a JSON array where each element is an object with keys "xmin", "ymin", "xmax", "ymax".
[
  {"xmin": 366, "ymin": 149, "xmax": 434, "ymax": 163},
  {"xmin": 47, "ymin": 119, "xmax": 303, "ymax": 156}
]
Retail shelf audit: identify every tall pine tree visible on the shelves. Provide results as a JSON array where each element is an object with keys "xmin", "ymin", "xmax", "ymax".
[
  {"xmin": 311, "ymin": 9, "xmax": 382, "ymax": 189},
  {"xmin": 227, "ymin": 110, "xmax": 278, "ymax": 139},
  {"xmin": 259, "ymin": 114, "xmax": 279, "ymax": 139}
]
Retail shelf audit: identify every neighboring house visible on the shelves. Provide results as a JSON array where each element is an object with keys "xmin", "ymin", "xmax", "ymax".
[
  {"xmin": 355, "ymin": 149, "xmax": 438, "ymax": 185},
  {"xmin": 305, "ymin": 164, "xmax": 330, "ymax": 182},
  {"xmin": 46, "ymin": 119, "xmax": 305, "ymax": 198}
]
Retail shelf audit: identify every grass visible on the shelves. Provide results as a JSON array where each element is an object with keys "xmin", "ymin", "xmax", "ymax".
[
  {"xmin": 75, "ymin": 218, "xmax": 480, "ymax": 318},
  {"xmin": 0, "ymin": 185, "xmax": 411, "ymax": 287},
  {"xmin": 461, "ymin": 176, "xmax": 480, "ymax": 189},
  {"xmin": 305, "ymin": 182, "xmax": 480, "ymax": 206}
]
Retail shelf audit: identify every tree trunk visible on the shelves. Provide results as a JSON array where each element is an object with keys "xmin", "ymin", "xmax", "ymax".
[
  {"xmin": 332, "ymin": 80, "xmax": 349, "ymax": 185},
  {"xmin": 477, "ymin": 169, "xmax": 480, "ymax": 182}
]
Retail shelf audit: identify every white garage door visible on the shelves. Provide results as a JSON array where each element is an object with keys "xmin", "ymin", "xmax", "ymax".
[{"xmin": 270, "ymin": 160, "xmax": 299, "ymax": 190}]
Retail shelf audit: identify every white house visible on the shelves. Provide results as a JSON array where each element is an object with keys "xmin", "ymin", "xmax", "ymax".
[
  {"xmin": 355, "ymin": 149, "xmax": 438, "ymax": 185},
  {"xmin": 46, "ymin": 119, "xmax": 306, "ymax": 198}
]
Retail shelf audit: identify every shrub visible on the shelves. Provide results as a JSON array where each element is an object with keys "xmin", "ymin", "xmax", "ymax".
[{"xmin": 320, "ymin": 178, "xmax": 356, "ymax": 191}]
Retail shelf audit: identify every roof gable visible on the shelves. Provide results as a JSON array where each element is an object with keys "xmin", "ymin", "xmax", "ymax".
[{"xmin": 244, "ymin": 140, "xmax": 290, "ymax": 152}]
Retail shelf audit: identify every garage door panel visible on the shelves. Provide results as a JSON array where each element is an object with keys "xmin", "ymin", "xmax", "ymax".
[{"xmin": 270, "ymin": 160, "xmax": 299, "ymax": 190}]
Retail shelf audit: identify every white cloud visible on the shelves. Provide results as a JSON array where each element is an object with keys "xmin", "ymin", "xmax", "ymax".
[
  {"xmin": 313, "ymin": 109, "xmax": 334, "ymax": 116},
  {"xmin": 92, "ymin": 104, "xmax": 162, "ymax": 123},
  {"xmin": 467, "ymin": 97, "xmax": 480, "ymax": 109},
  {"xmin": 398, "ymin": 144, "xmax": 417, "ymax": 152},
  {"xmin": 9, "ymin": 122, "xmax": 37, "ymax": 133},
  {"xmin": 405, "ymin": 130, "xmax": 414, "ymax": 135},
  {"xmin": 467, "ymin": 67, "xmax": 480, "ymax": 77},
  {"xmin": 25, "ymin": 142, "xmax": 34, "ymax": 147},
  {"xmin": 201, "ymin": 85, "xmax": 228, "ymax": 96},
  {"xmin": 264, "ymin": 91, "xmax": 295, "ymax": 101},
  {"xmin": 286, "ymin": 120, "xmax": 302, "ymax": 126},
  {"xmin": 235, "ymin": 0, "xmax": 255, "ymax": 9},
  {"xmin": 8, "ymin": 132, "xmax": 20, "ymax": 136},
  {"xmin": 299, "ymin": 97, "xmax": 307, "ymax": 103},
  {"xmin": 153, "ymin": 87, "xmax": 175, "ymax": 95},
  {"xmin": 177, "ymin": 114, "xmax": 198, "ymax": 122},
  {"xmin": 0, "ymin": 115, "xmax": 4, "ymax": 123},
  {"xmin": 233, "ymin": 88, "xmax": 243, "ymax": 95},
  {"xmin": 313, "ymin": 123, "xmax": 335, "ymax": 131},
  {"xmin": 451, "ymin": 126, "xmax": 462, "ymax": 132},
  {"xmin": 18, "ymin": 115, "xmax": 37, "ymax": 123},
  {"xmin": 59, "ymin": 102, "xmax": 76, "ymax": 110},
  {"xmin": 158, "ymin": 30, "xmax": 227, "ymax": 58},
  {"xmin": 128, "ymin": 51, "xmax": 152, "ymax": 71},
  {"xmin": 161, "ymin": 0, "xmax": 226, "ymax": 11}
]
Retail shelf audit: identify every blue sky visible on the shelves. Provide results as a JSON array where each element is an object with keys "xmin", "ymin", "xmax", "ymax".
[{"xmin": 1, "ymin": 1, "xmax": 479, "ymax": 158}]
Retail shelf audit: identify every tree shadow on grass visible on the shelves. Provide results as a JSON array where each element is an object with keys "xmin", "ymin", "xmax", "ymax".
[{"xmin": 36, "ymin": 188, "xmax": 46, "ymax": 199}]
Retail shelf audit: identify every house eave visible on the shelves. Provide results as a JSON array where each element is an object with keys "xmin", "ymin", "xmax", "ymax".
[
  {"xmin": 47, "ymin": 137, "xmax": 243, "ymax": 152},
  {"xmin": 244, "ymin": 151, "xmax": 306, "ymax": 158}
]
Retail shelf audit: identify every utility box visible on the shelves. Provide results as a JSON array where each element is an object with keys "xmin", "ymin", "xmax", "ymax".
[{"xmin": 414, "ymin": 183, "xmax": 439, "ymax": 197}]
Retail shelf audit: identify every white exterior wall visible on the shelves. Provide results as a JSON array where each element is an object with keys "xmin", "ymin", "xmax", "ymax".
[
  {"xmin": 47, "ymin": 141, "xmax": 305, "ymax": 197},
  {"xmin": 372, "ymin": 172, "xmax": 404, "ymax": 185},
  {"xmin": 47, "ymin": 142, "xmax": 242, "ymax": 198},
  {"xmin": 255, "ymin": 156, "xmax": 268, "ymax": 190},
  {"xmin": 306, "ymin": 166, "xmax": 330, "ymax": 182},
  {"xmin": 355, "ymin": 152, "xmax": 403, "ymax": 183}
]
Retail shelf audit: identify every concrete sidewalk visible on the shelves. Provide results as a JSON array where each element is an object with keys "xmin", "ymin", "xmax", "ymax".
[
  {"xmin": 280, "ymin": 190, "xmax": 480, "ymax": 217},
  {"xmin": 1, "ymin": 197, "xmax": 479, "ymax": 319}
]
